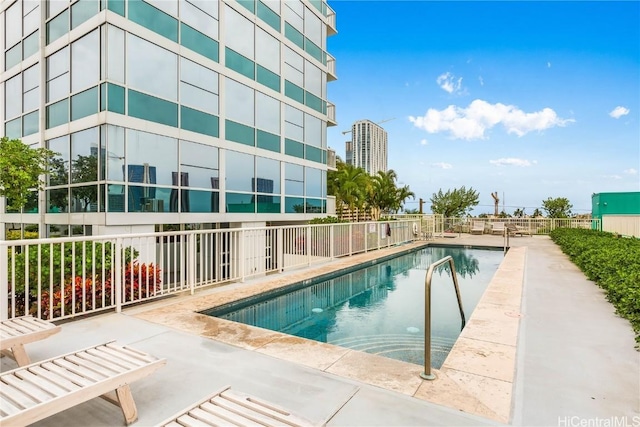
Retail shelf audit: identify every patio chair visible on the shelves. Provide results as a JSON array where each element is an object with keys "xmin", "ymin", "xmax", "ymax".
[
  {"xmin": 515, "ymin": 225, "xmax": 533, "ymax": 236},
  {"xmin": 470, "ymin": 221, "xmax": 485, "ymax": 234},
  {"xmin": 156, "ymin": 385, "xmax": 316, "ymax": 427},
  {"xmin": 491, "ymin": 222, "xmax": 506, "ymax": 235},
  {"xmin": 0, "ymin": 315, "xmax": 61, "ymax": 366},
  {"xmin": 0, "ymin": 341, "xmax": 166, "ymax": 426}
]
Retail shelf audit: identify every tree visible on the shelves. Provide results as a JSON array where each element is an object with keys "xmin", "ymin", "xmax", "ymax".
[
  {"xmin": 328, "ymin": 160, "xmax": 370, "ymax": 220},
  {"xmin": 532, "ymin": 208, "xmax": 543, "ymax": 218},
  {"xmin": 429, "ymin": 186, "xmax": 479, "ymax": 217},
  {"xmin": 542, "ymin": 197, "xmax": 573, "ymax": 218},
  {"xmin": 0, "ymin": 137, "xmax": 56, "ymax": 211},
  {"xmin": 513, "ymin": 208, "xmax": 525, "ymax": 218}
]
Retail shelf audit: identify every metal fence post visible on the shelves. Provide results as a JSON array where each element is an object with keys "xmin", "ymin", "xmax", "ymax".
[
  {"xmin": 0, "ymin": 241, "xmax": 8, "ymax": 321},
  {"xmin": 115, "ymin": 238, "xmax": 122, "ymax": 313},
  {"xmin": 188, "ymin": 233, "xmax": 196, "ymax": 295}
]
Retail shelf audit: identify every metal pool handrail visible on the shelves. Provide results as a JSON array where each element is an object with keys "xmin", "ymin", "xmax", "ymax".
[{"xmin": 421, "ymin": 256, "xmax": 466, "ymax": 380}]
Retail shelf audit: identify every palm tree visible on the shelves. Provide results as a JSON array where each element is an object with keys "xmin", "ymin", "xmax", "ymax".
[
  {"xmin": 394, "ymin": 184, "xmax": 415, "ymax": 213},
  {"xmin": 329, "ymin": 162, "xmax": 369, "ymax": 220}
]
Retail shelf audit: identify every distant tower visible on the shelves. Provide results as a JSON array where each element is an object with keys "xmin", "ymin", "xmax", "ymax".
[{"xmin": 345, "ymin": 120, "xmax": 388, "ymax": 175}]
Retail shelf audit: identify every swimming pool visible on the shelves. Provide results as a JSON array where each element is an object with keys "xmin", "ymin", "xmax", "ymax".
[{"xmin": 204, "ymin": 245, "xmax": 503, "ymax": 368}]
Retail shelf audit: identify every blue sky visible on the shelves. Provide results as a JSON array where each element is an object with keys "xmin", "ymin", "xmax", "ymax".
[{"xmin": 326, "ymin": 1, "xmax": 640, "ymax": 215}]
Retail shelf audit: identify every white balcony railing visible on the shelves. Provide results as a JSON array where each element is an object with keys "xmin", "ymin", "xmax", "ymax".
[
  {"xmin": 326, "ymin": 4, "xmax": 337, "ymax": 35},
  {"xmin": 326, "ymin": 101, "xmax": 337, "ymax": 126},
  {"xmin": 326, "ymin": 53, "xmax": 337, "ymax": 81}
]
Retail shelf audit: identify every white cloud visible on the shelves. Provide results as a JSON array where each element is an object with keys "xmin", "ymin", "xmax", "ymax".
[
  {"xmin": 436, "ymin": 72, "xmax": 463, "ymax": 94},
  {"xmin": 547, "ymin": 62, "xmax": 551, "ymax": 68},
  {"xmin": 603, "ymin": 174, "xmax": 623, "ymax": 180},
  {"xmin": 432, "ymin": 162, "xmax": 452, "ymax": 169},
  {"xmin": 409, "ymin": 99, "xmax": 574, "ymax": 140},
  {"xmin": 609, "ymin": 106, "xmax": 630, "ymax": 119},
  {"xmin": 420, "ymin": 139, "xmax": 428, "ymax": 145},
  {"xmin": 478, "ymin": 76, "xmax": 484, "ymax": 86},
  {"xmin": 623, "ymin": 168, "xmax": 638, "ymax": 175},
  {"xmin": 489, "ymin": 158, "xmax": 533, "ymax": 167}
]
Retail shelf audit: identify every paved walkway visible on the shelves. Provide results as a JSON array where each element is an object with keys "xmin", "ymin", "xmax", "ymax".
[{"xmin": 2, "ymin": 235, "xmax": 638, "ymax": 426}]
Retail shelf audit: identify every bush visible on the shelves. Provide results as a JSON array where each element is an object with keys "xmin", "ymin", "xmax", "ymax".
[
  {"xmin": 308, "ymin": 216, "xmax": 348, "ymax": 224},
  {"xmin": 37, "ymin": 262, "xmax": 161, "ymax": 318},
  {"xmin": 6, "ymin": 230, "xmax": 38, "ymax": 240},
  {"xmin": 549, "ymin": 228, "xmax": 640, "ymax": 347}
]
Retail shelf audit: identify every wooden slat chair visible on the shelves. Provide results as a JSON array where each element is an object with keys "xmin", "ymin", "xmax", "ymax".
[
  {"xmin": 0, "ymin": 316, "xmax": 61, "ymax": 366},
  {"xmin": 0, "ymin": 341, "xmax": 166, "ymax": 426},
  {"xmin": 157, "ymin": 385, "xmax": 317, "ymax": 427}
]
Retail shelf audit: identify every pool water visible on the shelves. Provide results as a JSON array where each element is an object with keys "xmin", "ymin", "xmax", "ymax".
[{"xmin": 205, "ymin": 246, "xmax": 503, "ymax": 368}]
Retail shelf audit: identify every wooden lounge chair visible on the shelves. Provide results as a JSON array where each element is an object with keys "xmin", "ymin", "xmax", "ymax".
[
  {"xmin": 0, "ymin": 315, "xmax": 61, "ymax": 366},
  {"xmin": 0, "ymin": 341, "xmax": 166, "ymax": 426},
  {"xmin": 157, "ymin": 385, "xmax": 316, "ymax": 427},
  {"xmin": 470, "ymin": 221, "xmax": 485, "ymax": 235},
  {"xmin": 515, "ymin": 225, "xmax": 533, "ymax": 236},
  {"xmin": 491, "ymin": 222, "xmax": 506, "ymax": 235}
]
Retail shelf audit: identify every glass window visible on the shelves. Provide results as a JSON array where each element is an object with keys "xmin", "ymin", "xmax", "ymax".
[
  {"xmin": 180, "ymin": 0, "xmax": 218, "ymax": 40},
  {"xmin": 5, "ymin": 74, "xmax": 22, "ymax": 120},
  {"xmin": 284, "ymin": 196, "xmax": 304, "ymax": 213},
  {"xmin": 225, "ymin": 48, "xmax": 254, "ymax": 79},
  {"xmin": 304, "ymin": 6, "xmax": 322, "ymax": 47},
  {"xmin": 47, "ymin": 189, "xmax": 69, "ymax": 212},
  {"xmin": 224, "ymin": 5, "xmax": 254, "ymax": 60},
  {"xmin": 225, "ymin": 79, "xmax": 254, "ymax": 126},
  {"xmin": 46, "ymin": 98, "xmax": 68, "ymax": 128},
  {"xmin": 284, "ymin": 138, "xmax": 303, "ymax": 158},
  {"xmin": 48, "ymin": 0, "xmax": 69, "ymax": 19},
  {"xmin": 126, "ymin": 129, "xmax": 178, "ymax": 186},
  {"xmin": 23, "ymin": 30, "xmax": 39, "ymax": 59},
  {"xmin": 22, "ymin": 111, "xmax": 39, "ymax": 136},
  {"xmin": 180, "ymin": 57, "xmax": 219, "ymax": 114},
  {"xmin": 71, "ymin": 127, "xmax": 100, "ymax": 184},
  {"xmin": 5, "ymin": 2, "xmax": 22, "ymax": 49},
  {"xmin": 23, "ymin": 65, "xmax": 40, "ymax": 113},
  {"xmin": 47, "ymin": 47, "xmax": 70, "ymax": 102},
  {"xmin": 226, "ymin": 151, "xmax": 254, "ymax": 192},
  {"xmin": 107, "ymin": 184, "xmax": 125, "ymax": 211},
  {"xmin": 46, "ymin": 9, "xmax": 69, "ymax": 44},
  {"xmin": 284, "ymin": 104, "xmax": 303, "ymax": 141},
  {"xmin": 257, "ymin": 130, "xmax": 279, "ymax": 152},
  {"xmin": 256, "ymin": 157, "xmax": 280, "ymax": 194},
  {"xmin": 71, "ymin": 186, "xmax": 98, "ymax": 212},
  {"xmin": 305, "ymin": 167, "xmax": 321, "ymax": 197},
  {"xmin": 284, "ymin": 163, "xmax": 303, "ymax": 195},
  {"xmin": 180, "ymin": 140, "xmax": 219, "ymax": 189},
  {"xmin": 5, "ymin": 44, "xmax": 21, "ymax": 70},
  {"xmin": 106, "ymin": 125, "xmax": 125, "ymax": 181},
  {"xmin": 260, "ymin": 0, "xmax": 279, "ymax": 14},
  {"xmin": 71, "ymin": 86, "xmax": 99, "ymax": 121},
  {"xmin": 225, "ymin": 120, "xmax": 255, "ymax": 146},
  {"xmin": 5, "ymin": 118, "xmax": 21, "ymax": 139},
  {"xmin": 71, "ymin": 0, "xmax": 99, "ymax": 29},
  {"xmin": 21, "ymin": 6, "xmax": 40, "ymax": 41},
  {"xmin": 226, "ymin": 192, "xmax": 254, "ymax": 213},
  {"xmin": 128, "ymin": 0, "xmax": 178, "ymax": 42},
  {"xmin": 181, "ymin": 106, "xmax": 219, "ymax": 137},
  {"xmin": 284, "ymin": 22, "xmax": 303, "ymax": 49},
  {"xmin": 256, "ymin": 65, "xmax": 280, "ymax": 92},
  {"xmin": 145, "ymin": 0, "xmax": 178, "ymax": 17},
  {"xmin": 255, "ymin": 28, "xmax": 279, "ymax": 74},
  {"xmin": 128, "ymin": 90, "xmax": 178, "ymax": 127},
  {"xmin": 183, "ymin": 0, "xmax": 218, "ymax": 18},
  {"xmin": 180, "ymin": 23, "xmax": 219, "ymax": 62},
  {"xmin": 284, "ymin": 0, "xmax": 303, "ymax": 32},
  {"xmin": 304, "ymin": 114, "xmax": 321, "ymax": 147},
  {"xmin": 304, "ymin": 60, "xmax": 322, "ymax": 96},
  {"xmin": 256, "ymin": 93, "xmax": 279, "ymax": 134},
  {"xmin": 257, "ymin": 1, "xmax": 280, "ymax": 31},
  {"xmin": 107, "ymin": 25, "xmax": 125, "ymax": 83},
  {"xmin": 128, "ymin": 34, "xmax": 178, "ymax": 101},
  {"xmin": 71, "ymin": 30, "xmax": 100, "ymax": 92},
  {"xmin": 284, "ymin": 47, "xmax": 303, "ymax": 86},
  {"xmin": 48, "ymin": 135, "xmax": 70, "ymax": 186}
]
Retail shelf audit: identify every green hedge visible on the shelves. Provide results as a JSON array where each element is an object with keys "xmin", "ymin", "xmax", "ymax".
[{"xmin": 550, "ymin": 228, "xmax": 640, "ymax": 346}]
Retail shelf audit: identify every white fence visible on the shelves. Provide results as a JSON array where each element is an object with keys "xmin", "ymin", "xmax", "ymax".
[
  {"xmin": 602, "ymin": 215, "xmax": 640, "ymax": 238},
  {"xmin": 1, "ymin": 220, "xmax": 421, "ymax": 322}
]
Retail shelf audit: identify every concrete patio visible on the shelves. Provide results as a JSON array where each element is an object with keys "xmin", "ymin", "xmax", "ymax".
[{"xmin": 2, "ymin": 234, "xmax": 638, "ymax": 426}]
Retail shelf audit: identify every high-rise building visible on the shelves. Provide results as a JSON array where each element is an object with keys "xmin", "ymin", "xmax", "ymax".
[
  {"xmin": 1, "ymin": 0, "xmax": 338, "ymax": 237},
  {"xmin": 345, "ymin": 119, "xmax": 387, "ymax": 175}
]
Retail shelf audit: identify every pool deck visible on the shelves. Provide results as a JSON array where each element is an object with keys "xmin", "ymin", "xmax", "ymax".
[{"xmin": 3, "ymin": 234, "xmax": 638, "ymax": 426}]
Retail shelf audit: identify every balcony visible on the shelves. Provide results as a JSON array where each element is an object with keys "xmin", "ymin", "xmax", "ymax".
[
  {"xmin": 327, "ymin": 148, "xmax": 337, "ymax": 170},
  {"xmin": 326, "ymin": 53, "xmax": 337, "ymax": 81},
  {"xmin": 326, "ymin": 4, "xmax": 337, "ymax": 36},
  {"xmin": 326, "ymin": 101, "xmax": 337, "ymax": 127}
]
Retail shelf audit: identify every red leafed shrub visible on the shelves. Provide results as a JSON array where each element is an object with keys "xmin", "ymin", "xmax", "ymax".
[{"xmin": 37, "ymin": 262, "xmax": 161, "ymax": 318}]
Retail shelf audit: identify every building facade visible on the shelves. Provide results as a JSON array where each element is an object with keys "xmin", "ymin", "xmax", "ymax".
[
  {"xmin": 1, "ymin": 0, "xmax": 337, "ymax": 237},
  {"xmin": 592, "ymin": 192, "xmax": 640, "ymax": 237},
  {"xmin": 345, "ymin": 119, "xmax": 387, "ymax": 175}
]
